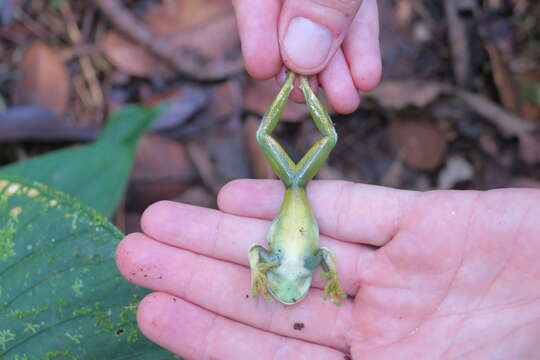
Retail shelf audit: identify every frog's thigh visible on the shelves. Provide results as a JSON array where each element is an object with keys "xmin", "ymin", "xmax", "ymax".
[{"xmin": 249, "ymin": 245, "xmax": 278, "ymax": 271}]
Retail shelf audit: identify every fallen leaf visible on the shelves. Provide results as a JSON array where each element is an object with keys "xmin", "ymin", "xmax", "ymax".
[
  {"xmin": 127, "ymin": 134, "xmax": 197, "ymax": 210},
  {"xmin": 186, "ymin": 141, "xmax": 218, "ymax": 193},
  {"xmin": 479, "ymin": 133, "xmax": 499, "ymax": 156},
  {"xmin": 172, "ymin": 186, "xmax": 214, "ymax": 208},
  {"xmin": 13, "ymin": 41, "xmax": 70, "ymax": 115},
  {"xmin": 437, "ymin": 156, "xmax": 474, "ymax": 189},
  {"xmin": 511, "ymin": 177, "xmax": 540, "ymax": 188},
  {"xmin": 484, "ymin": 43, "xmax": 522, "ymax": 115},
  {"xmin": 389, "ymin": 116, "xmax": 448, "ymax": 170},
  {"xmin": 143, "ymin": 0, "xmax": 230, "ymax": 35},
  {"xmin": 202, "ymin": 79, "xmax": 243, "ymax": 122},
  {"xmin": 377, "ymin": 0, "xmax": 419, "ymax": 79},
  {"xmin": 456, "ymin": 90, "xmax": 537, "ymax": 136},
  {"xmin": 518, "ymin": 132, "xmax": 540, "ymax": 165},
  {"xmin": 480, "ymin": 156, "xmax": 512, "ymax": 189},
  {"xmin": 395, "ymin": 0, "xmax": 414, "ymax": 28},
  {"xmin": 144, "ymin": 86, "xmax": 211, "ymax": 135},
  {"xmin": 244, "ymin": 78, "xmax": 308, "ymax": 122},
  {"xmin": 96, "ymin": 0, "xmax": 242, "ymax": 80},
  {"xmin": 157, "ymin": 80, "xmax": 242, "ymax": 140},
  {"xmin": 196, "ymin": 115, "xmax": 251, "ymax": 193},
  {"xmin": 100, "ymin": 31, "xmax": 167, "ymax": 77},
  {"xmin": 0, "ymin": 106, "xmax": 99, "ymax": 142},
  {"xmin": 366, "ymin": 81, "xmax": 452, "ymax": 109}
]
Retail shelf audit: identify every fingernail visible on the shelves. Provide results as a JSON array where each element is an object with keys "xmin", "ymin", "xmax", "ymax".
[{"xmin": 282, "ymin": 17, "xmax": 332, "ymax": 70}]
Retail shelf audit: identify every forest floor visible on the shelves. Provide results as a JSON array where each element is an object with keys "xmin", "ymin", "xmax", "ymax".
[{"xmin": 0, "ymin": 0, "xmax": 539, "ymax": 233}]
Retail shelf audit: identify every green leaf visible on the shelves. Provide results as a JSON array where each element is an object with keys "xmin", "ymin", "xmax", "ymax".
[
  {"xmin": 525, "ymin": 83, "xmax": 540, "ymax": 107},
  {"xmin": 48, "ymin": 0, "xmax": 66, "ymax": 9},
  {"xmin": 2, "ymin": 104, "xmax": 162, "ymax": 217},
  {"xmin": 0, "ymin": 172, "xmax": 175, "ymax": 359}
]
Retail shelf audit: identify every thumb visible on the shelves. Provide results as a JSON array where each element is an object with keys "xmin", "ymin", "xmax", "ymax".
[{"xmin": 278, "ymin": 0, "xmax": 363, "ymax": 74}]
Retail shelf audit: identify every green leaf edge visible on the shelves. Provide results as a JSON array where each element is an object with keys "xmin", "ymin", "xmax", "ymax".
[{"xmin": 0, "ymin": 171, "xmax": 124, "ymax": 240}]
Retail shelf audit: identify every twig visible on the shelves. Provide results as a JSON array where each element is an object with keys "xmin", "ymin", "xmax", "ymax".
[
  {"xmin": 456, "ymin": 90, "xmax": 536, "ymax": 137},
  {"xmin": 93, "ymin": 0, "xmax": 242, "ymax": 80},
  {"xmin": 444, "ymin": 0, "xmax": 473, "ymax": 87},
  {"xmin": 61, "ymin": 2, "xmax": 104, "ymax": 124},
  {"xmin": 366, "ymin": 80, "xmax": 537, "ymax": 137}
]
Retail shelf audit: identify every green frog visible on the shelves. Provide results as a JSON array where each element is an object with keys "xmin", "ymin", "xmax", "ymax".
[{"xmin": 248, "ymin": 71, "xmax": 346, "ymax": 306}]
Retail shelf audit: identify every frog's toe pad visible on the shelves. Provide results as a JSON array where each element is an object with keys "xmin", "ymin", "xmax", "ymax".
[
  {"xmin": 251, "ymin": 270, "xmax": 273, "ymax": 301},
  {"xmin": 322, "ymin": 271, "xmax": 347, "ymax": 306}
]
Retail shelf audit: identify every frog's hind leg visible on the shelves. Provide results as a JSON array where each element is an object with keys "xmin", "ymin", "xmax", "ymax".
[
  {"xmin": 248, "ymin": 245, "xmax": 279, "ymax": 301},
  {"xmin": 295, "ymin": 76, "xmax": 337, "ymax": 187},
  {"xmin": 256, "ymin": 71, "xmax": 297, "ymax": 187},
  {"xmin": 316, "ymin": 247, "xmax": 347, "ymax": 305}
]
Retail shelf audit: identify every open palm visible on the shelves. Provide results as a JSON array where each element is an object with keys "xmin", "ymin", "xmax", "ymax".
[{"xmin": 116, "ymin": 180, "xmax": 540, "ymax": 359}]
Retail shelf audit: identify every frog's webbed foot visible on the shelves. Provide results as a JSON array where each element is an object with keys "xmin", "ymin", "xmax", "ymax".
[
  {"xmin": 248, "ymin": 245, "xmax": 279, "ymax": 301},
  {"xmin": 317, "ymin": 247, "xmax": 347, "ymax": 306}
]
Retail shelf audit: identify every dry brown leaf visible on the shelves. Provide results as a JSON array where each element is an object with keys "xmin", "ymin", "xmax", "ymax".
[
  {"xmin": 186, "ymin": 141, "xmax": 219, "ymax": 193},
  {"xmin": 13, "ymin": 41, "xmax": 70, "ymax": 115},
  {"xmin": 100, "ymin": 31, "xmax": 167, "ymax": 77},
  {"xmin": 485, "ymin": 43, "xmax": 522, "ymax": 115},
  {"xmin": 366, "ymin": 80, "xmax": 452, "ymax": 109},
  {"xmin": 127, "ymin": 134, "xmax": 197, "ymax": 210},
  {"xmin": 518, "ymin": 132, "xmax": 540, "ymax": 166},
  {"xmin": 144, "ymin": 0, "xmax": 242, "ymax": 80},
  {"xmin": 144, "ymin": 0, "xmax": 230, "ymax": 35},
  {"xmin": 172, "ymin": 186, "xmax": 214, "ymax": 208},
  {"xmin": 98, "ymin": 0, "xmax": 242, "ymax": 80},
  {"xmin": 511, "ymin": 177, "xmax": 540, "ymax": 188},
  {"xmin": 456, "ymin": 90, "xmax": 536, "ymax": 136},
  {"xmin": 389, "ymin": 117, "xmax": 448, "ymax": 170},
  {"xmin": 395, "ymin": 0, "xmax": 414, "ymax": 28},
  {"xmin": 244, "ymin": 78, "xmax": 308, "ymax": 122}
]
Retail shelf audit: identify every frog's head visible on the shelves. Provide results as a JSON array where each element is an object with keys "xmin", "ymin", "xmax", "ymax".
[{"xmin": 267, "ymin": 266, "xmax": 312, "ymax": 305}]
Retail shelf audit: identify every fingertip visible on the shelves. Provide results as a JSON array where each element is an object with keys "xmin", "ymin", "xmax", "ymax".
[
  {"xmin": 344, "ymin": 0, "xmax": 382, "ymax": 92},
  {"xmin": 115, "ymin": 232, "xmax": 146, "ymax": 280},
  {"xmin": 218, "ymin": 179, "xmax": 283, "ymax": 217},
  {"xmin": 217, "ymin": 179, "xmax": 257, "ymax": 211},
  {"xmin": 137, "ymin": 292, "xmax": 217, "ymax": 358},
  {"xmin": 136, "ymin": 292, "xmax": 171, "ymax": 340},
  {"xmin": 319, "ymin": 49, "xmax": 360, "ymax": 114},
  {"xmin": 217, "ymin": 180, "xmax": 241, "ymax": 210},
  {"xmin": 331, "ymin": 90, "xmax": 360, "ymax": 114},
  {"xmin": 244, "ymin": 55, "xmax": 282, "ymax": 80},
  {"xmin": 140, "ymin": 200, "xmax": 176, "ymax": 236},
  {"xmin": 233, "ymin": 0, "xmax": 281, "ymax": 79},
  {"xmin": 351, "ymin": 53, "xmax": 382, "ymax": 92}
]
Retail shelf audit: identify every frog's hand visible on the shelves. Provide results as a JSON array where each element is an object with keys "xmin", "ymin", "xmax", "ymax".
[
  {"xmin": 317, "ymin": 247, "xmax": 347, "ymax": 306},
  {"xmin": 248, "ymin": 245, "xmax": 279, "ymax": 301}
]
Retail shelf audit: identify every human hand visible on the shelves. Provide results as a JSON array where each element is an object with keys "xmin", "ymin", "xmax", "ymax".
[
  {"xmin": 116, "ymin": 180, "xmax": 540, "ymax": 359},
  {"xmin": 232, "ymin": 0, "xmax": 381, "ymax": 114}
]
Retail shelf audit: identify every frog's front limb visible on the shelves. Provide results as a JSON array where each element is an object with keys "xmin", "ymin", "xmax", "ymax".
[
  {"xmin": 248, "ymin": 245, "xmax": 279, "ymax": 301},
  {"xmin": 317, "ymin": 247, "xmax": 347, "ymax": 305}
]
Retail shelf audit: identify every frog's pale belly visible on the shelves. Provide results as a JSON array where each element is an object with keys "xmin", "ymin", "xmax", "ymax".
[{"xmin": 267, "ymin": 186, "xmax": 319, "ymax": 261}]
